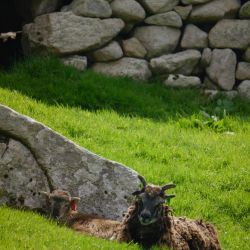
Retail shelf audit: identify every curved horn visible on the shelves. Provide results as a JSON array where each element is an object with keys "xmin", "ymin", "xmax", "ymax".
[
  {"xmin": 161, "ymin": 183, "xmax": 176, "ymax": 192},
  {"xmin": 138, "ymin": 175, "xmax": 147, "ymax": 188}
]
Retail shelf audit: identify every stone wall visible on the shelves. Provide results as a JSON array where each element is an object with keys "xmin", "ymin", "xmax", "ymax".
[{"xmin": 4, "ymin": 0, "xmax": 250, "ymax": 99}]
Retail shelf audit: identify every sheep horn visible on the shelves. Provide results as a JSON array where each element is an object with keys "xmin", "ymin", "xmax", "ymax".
[
  {"xmin": 138, "ymin": 175, "xmax": 147, "ymax": 188},
  {"xmin": 161, "ymin": 183, "xmax": 176, "ymax": 192}
]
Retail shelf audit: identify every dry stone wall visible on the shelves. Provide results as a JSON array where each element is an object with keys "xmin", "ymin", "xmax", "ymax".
[{"xmin": 20, "ymin": 0, "xmax": 250, "ymax": 100}]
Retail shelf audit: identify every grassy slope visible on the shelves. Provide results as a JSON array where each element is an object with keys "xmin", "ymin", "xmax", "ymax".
[{"xmin": 0, "ymin": 57, "xmax": 249, "ymax": 249}]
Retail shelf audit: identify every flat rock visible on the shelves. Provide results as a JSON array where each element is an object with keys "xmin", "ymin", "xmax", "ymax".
[
  {"xmin": 61, "ymin": 55, "xmax": 87, "ymax": 71},
  {"xmin": 181, "ymin": 0, "xmax": 212, "ymax": 4},
  {"xmin": 0, "ymin": 104, "xmax": 140, "ymax": 220},
  {"xmin": 93, "ymin": 57, "xmax": 152, "ymax": 81},
  {"xmin": 239, "ymin": 1, "xmax": 250, "ymax": 19},
  {"xmin": 243, "ymin": 48, "xmax": 250, "ymax": 63},
  {"xmin": 209, "ymin": 19, "xmax": 250, "ymax": 49},
  {"xmin": 22, "ymin": 12, "xmax": 124, "ymax": 56},
  {"xmin": 111, "ymin": 0, "xmax": 146, "ymax": 22},
  {"xmin": 140, "ymin": 0, "xmax": 180, "ymax": 14},
  {"xmin": 144, "ymin": 11, "xmax": 182, "ymax": 28},
  {"xmin": 174, "ymin": 5, "xmax": 192, "ymax": 20},
  {"xmin": 90, "ymin": 41, "xmax": 123, "ymax": 62},
  {"xmin": 206, "ymin": 49, "xmax": 236, "ymax": 90},
  {"xmin": 134, "ymin": 25, "xmax": 181, "ymax": 58},
  {"xmin": 236, "ymin": 62, "xmax": 250, "ymax": 80},
  {"xmin": 61, "ymin": 0, "xmax": 112, "ymax": 18},
  {"xmin": 150, "ymin": 49, "xmax": 201, "ymax": 75},
  {"xmin": 189, "ymin": 0, "xmax": 241, "ymax": 23},
  {"xmin": 122, "ymin": 38, "xmax": 147, "ymax": 58},
  {"xmin": 238, "ymin": 80, "xmax": 250, "ymax": 101},
  {"xmin": 181, "ymin": 24, "xmax": 208, "ymax": 49},
  {"xmin": 164, "ymin": 74, "xmax": 201, "ymax": 87}
]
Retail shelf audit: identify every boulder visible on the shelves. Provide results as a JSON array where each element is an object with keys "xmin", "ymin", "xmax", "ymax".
[
  {"xmin": 206, "ymin": 49, "xmax": 236, "ymax": 90},
  {"xmin": 61, "ymin": 55, "xmax": 87, "ymax": 71},
  {"xmin": 134, "ymin": 26, "xmax": 181, "ymax": 58},
  {"xmin": 236, "ymin": 62, "xmax": 250, "ymax": 80},
  {"xmin": 111, "ymin": 0, "xmax": 146, "ymax": 22},
  {"xmin": 209, "ymin": 19, "xmax": 250, "ymax": 49},
  {"xmin": 90, "ymin": 41, "xmax": 123, "ymax": 62},
  {"xmin": 22, "ymin": 12, "xmax": 124, "ymax": 56},
  {"xmin": 238, "ymin": 80, "xmax": 250, "ymax": 101},
  {"xmin": 0, "ymin": 104, "xmax": 140, "ymax": 220},
  {"xmin": 181, "ymin": 0, "xmax": 212, "ymax": 4},
  {"xmin": 174, "ymin": 5, "xmax": 192, "ymax": 20},
  {"xmin": 140, "ymin": 0, "xmax": 180, "ymax": 14},
  {"xmin": 144, "ymin": 11, "xmax": 182, "ymax": 28},
  {"xmin": 203, "ymin": 77, "xmax": 219, "ymax": 90},
  {"xmin": 243, "ymin": 48, "xmax": 250, "ymax": 63},
  {"xmin": 150, "ymin": 49, "xmax": 201, "ymax": 75},
  {"xmin": 122, "ymin": 38, "xmax": 147, "ymax": 58},
  {"xmin": 92, "ymin": 57, "xmax": 152, "ymax": 81},
  {"xmin": 200, "ymin": 48, "xmax": 212, "ymax": 68},
  {"xmin": 164, "ymin": 74, "xmax": 201, "ymax": 87},
  {"xmin": 61, "ymin": 0, "xmax": 112, "ymax": 18},
  {"xmin": 181, "ymin": 24, "xmax": 208, "ymax": 49},
  {"xmin": 189, "ymin": 0, "xmax": 241, "ymax": 23},
  {"xmin": 239, "ymin": 1, "xmax": 250, "ymax": 19}
]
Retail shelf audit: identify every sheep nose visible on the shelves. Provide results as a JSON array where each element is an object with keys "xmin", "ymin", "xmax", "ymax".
[{"xmin": 141, "ymin": 210, "xmax": 151, "ymax": 219}]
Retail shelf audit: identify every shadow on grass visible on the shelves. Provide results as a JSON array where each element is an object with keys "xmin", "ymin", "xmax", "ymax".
[{"xmin": 0, "ymin": 56, "xmax": 249, "ymax": 121}]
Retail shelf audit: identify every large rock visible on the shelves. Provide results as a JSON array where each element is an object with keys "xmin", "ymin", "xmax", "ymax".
[
  {"xmin": 122, "ymin": 38, "xmax": 147, "ymax": 58},
  {"xmin": 181, "ymin": 24, "xmax": 208, "ymax": 49},
  {"xmin": 0, "ymin": 104, "xmax": 140, "ymax": 220},
  {"xmin": 92, "ymin": 57, "xmax": 152, "ymax": 81},
  {"xmin": 243, "ymin": 48, "xmax": 250, "ymax": 63},
  {"xmin": 13, "ymin": 0, "xmax": 64, "ymax": 22},
  {"xmin": 134, "ymin": 26, "xmax": 181, "ymax": 58},
  {"xmin": 140, "ymin": 0, "xmax": 180, "ymax": 14},
  {"xmin": 200, "ymin": 48, "xmax": 212, "ymax": 68},
  {"xmin": 239, "ymin": 1, "xmax": 250, "ymax": 19},
  {"xmin": 61, "ymin": 55, "xmax": 87, "ymax": 71},
  {"xmin": 164, "ymin": 74, "xmax": 201, "ymax": 87},
  {"xmin": 22, "ymin": 12, "xmax": 124, "ymax": 56},
  {"xmin": 61, "ymin": 0, "xmax": 112, "ymax": 18},
  {"xmin": 206, "ymin": 49, "xmax": 236, "ymax": 90},
  {"xmin": 236, "ymin": 62, "xmax": 250, "ymax": 80},
  {"xmin": 90, "ymin": 41, "xmax": 123, "ymax": 62},
  {"xmin": 209, "ymin": 19, "xmax": 250, "ymax": 49},
  {"xmin": 181, "ymin": 0, "xmax": 212, "ymax": 4},
  {"xmin": 189, "ymin": 0, "xmax": 241, "ymax": 23},
  {"xmin": 150, "ymin": 49, "xmax": 201, "ymax": 75},
  {"xmin": 238, "ymin": 80, "xmax": 250, "ymax": 101},
  {"xmin": 111, "ymin": 0, "xmax": 146, "ymax": 22},
  {"xmin": 174, "ymin": 5, "xmax": 192, "ymax": 20},
  {"xmin": 144, "ymin": 11, "xmax": 182, "ymax": 28}
]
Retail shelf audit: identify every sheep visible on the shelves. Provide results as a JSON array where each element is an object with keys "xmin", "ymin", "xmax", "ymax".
[
  {"xmin": 117, "ymin": 175, "xmax": 221, "ymax": 250},
  {"xmin": 40, "ymin": 189, "xmax": 121, "ymax": 240}
]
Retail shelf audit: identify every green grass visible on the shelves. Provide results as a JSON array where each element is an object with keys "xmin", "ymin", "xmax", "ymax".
[{"xmin": 0, "ymin": 57, "xmax": 250, "ymax": 249}]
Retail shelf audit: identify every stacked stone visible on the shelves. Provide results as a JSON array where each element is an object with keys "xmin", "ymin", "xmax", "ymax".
[{"xmin": 20, "ymin": 0, "xmax": 250, "ymax": 100}]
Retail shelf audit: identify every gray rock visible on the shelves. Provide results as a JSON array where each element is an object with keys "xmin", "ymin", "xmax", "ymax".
[
  {"xmin": 14, "ymin": 0, "xmax": 64, "ymax": 22},
  {"xmin": 62, "ymin": 55, "xmax": 87, "ymax": 71},
  {"xmin": 174, "ymin": 5, "xmax": 192, "ymax": 20},
  {"xmin": 236, "ymin": 62, "xmax": 250, "ymax": 80},
  {"xmin": 22, "ymin": 12, "xmax": 124, "ymax": 56},
  {"xmin": 61, "ymin": 0, "xmax": 112, "ymax": 18},
  {"xmin": 238, "ymin": 80, "xmax": 250, "ymax": 101},
  {"xmin": 0, "ymin": 104, "xmax": 140, "ymax": 220},
  {"xmin": 93, "ymin": 57, "xmax": 152, "ymax": 81},
  {"xmin": 200, "ymin": 48, "xmax": 212, "ymax": 68},
  {"xmin": 122, "ymin": 38, "xmax": 147, "ymax": 58},
  {"xmin": 111, "ymin": 0, "xmax": 146, "ymax": 22},
  {"xmin": 140, "ymin": 0, "xmax": 180, "ymax": 14},
  {"xmin": 189, "ymin": 0, "xmax": 241, "ymax": 23},
  {"xmin": 209, "ymin": 19, "xmax": 250, "ymax": 49},
  {"xmin": 90, "ymin": 41, "xmax": 123, "ymax": 62},
  {"xmin": 134, "ymin": 26, "xmax": 181, "ymax": 58},
  {"xmin": 206, "ymin": 49, "xmax": 236, "ymax": 90},
  {"xmin": 164, "ymin": 74, "xmax": 201, "ymax": 87},
  {"xmin": 239, "ymin": 1, "xmax": 250, "ymax": 19},
  {"xmin": 243, "ymin": 48, "xmax": 250, "ymax": 63},
  {"xmin": 181, "ymin": 0, "xmax": 212, "ymax": 4},
  {"xmin": 144, "ymin": 11, "xmax": 182, "ymax": 28},
  {"xmin": 181, "ymin": 24, "xmax": 208, "ymax": 49},
  {"xmin": 150, "ymin": 49, "xmax": 201, "ymax": 75},
  {"xmin": 204, "ymin": 89, "xmax": 238, "ymax": 100},
  {"xmin": 203, "ymin": 76, "xmax": 219, "ymax": 90}
]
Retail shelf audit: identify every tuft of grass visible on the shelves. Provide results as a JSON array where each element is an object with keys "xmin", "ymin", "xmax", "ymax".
[{"xmin": 0, "ymin": 57, "xmax": 250, "ymax": 250}]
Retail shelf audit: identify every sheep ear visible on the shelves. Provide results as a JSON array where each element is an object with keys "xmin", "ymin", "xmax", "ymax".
[
  {"xmin": 39, "ymin": 191, "xmax": 50, "ymax": 197},
  {"xmin": 132, "ymin": 190, "xmax": 142, "ymax": 196}
]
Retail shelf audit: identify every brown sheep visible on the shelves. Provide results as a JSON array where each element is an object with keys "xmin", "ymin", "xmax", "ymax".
[
  {"xmin": 40, "ymin": 189, "xmax": 121, "ymax": 240},
  {"xmin": 117, "ymin": 175, "xmax": 221, "ymax": 250}
]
